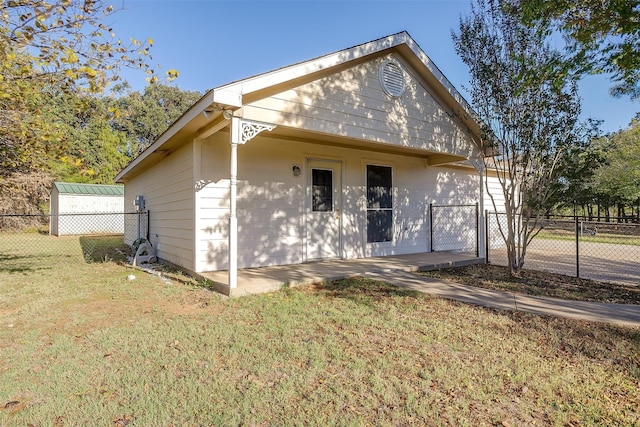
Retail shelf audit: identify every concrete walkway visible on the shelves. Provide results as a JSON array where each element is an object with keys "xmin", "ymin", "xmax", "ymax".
[
  {"xmin": 200, "ymin": 252, "xmax": 481, "ymax": 296},
  {"xmin": 368, "ymin": 270, "xmax": 640, "ymax": 328},
  {"xmin": 199, "ymin": 252, "xmax": 640, "ymax": 328}
]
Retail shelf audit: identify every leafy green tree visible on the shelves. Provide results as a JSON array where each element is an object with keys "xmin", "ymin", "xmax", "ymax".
[
  {"xmin": 517, "ymin": 0, "xmax": 640, "ymax": 98},
  {"xmin": 593, "ymin": 118, "xmax": 640, "ymax": 219},
  {"xmin": 0, "ymin": 50, "xmax": 61, "ymax": 176},
  {"xmin": 0, "ymin": 1, "xmax": 181, "ymax": 216},
  {"xmin": 110, "ymin": 83, "xmax": 202, "ymax": 155},
  {"xmin": 453, "ymin": 0, "xmax": 583, "ymax": 275},
  {"xmin": 42, "ymin": 84, "xmax": 201, "ymax": 185},
  {"xmin": 44, "ymin": 92, "xmax": 131, "ymax": 183},
  {"xmin": 1, "ymin": 0, "xmax": 161, "ymax": 93},
  {"xmin": 554, "ymin": 119, "xmax": 605, "ymax": 218},
  {"xmin": 0, "ymin": 0, "xmax": 180, "ymax": 178}
]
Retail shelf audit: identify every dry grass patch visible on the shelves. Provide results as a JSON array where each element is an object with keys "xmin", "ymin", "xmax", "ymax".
[
  {"xmin": 1, "ymin": 234, "xmax": 639, "ymax": 425},
  {"xmin": 422, "ymin": 263, "xmax": 640, "ymax": 304}
]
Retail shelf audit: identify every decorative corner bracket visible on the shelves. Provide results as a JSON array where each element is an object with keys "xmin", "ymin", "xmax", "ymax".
[
  {"xmin": 231, "ymin": 118, "xmax": 277, "ymax": 145},
  {"xmin": 471, "ymin": 157, "xmax": 485, "ymax": 174}
]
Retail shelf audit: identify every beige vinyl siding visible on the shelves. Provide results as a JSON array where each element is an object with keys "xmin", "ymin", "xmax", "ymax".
[
  {"xmin": 484, "ymin": 172, "xmax": 510, "ymax": 251},
  {"xmin": 196, "ymin": 134, "xmax": 481, "ymax": 271},
  {"xmin": 484, "ymin": 173, "xmax": 507, "ymax": 214},
  {"xmin": 242, "ymin": 54, "xmax": 477, "ymax": 158},
  {"xmin": 195, "ymin": 136, "xmax": 230, "ymax": 272},
  {"xmin": 118, "ymin": 34, "xmax": 489, "ymax": 275},
  {"xmin": 124, "ymin": 142, "xmax": 195, "ymax": 269},
  {"xmin": 367, "ymin": 162, "xmax": 481, "ymax": 257},
  {"xmin": 196, "ymin": 134, "xmax": 304, "ymax": 271}
]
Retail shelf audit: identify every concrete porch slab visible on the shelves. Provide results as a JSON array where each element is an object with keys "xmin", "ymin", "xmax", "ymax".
[{"xmin": 199, "ymin": 252, "xmax": 483, "ymax": 297}]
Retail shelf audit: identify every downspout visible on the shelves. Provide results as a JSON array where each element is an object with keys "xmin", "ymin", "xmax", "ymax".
[
  {"xmin": 479, "ymin": 159, "xmax": 485, "ymax": 260},
  {"xmin": 473, "ymin": 151, "xmax": 486, "ymax": 260}
]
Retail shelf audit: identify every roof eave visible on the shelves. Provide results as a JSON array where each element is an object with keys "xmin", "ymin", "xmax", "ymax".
[
  {"xmin": 115, "ymin": 31, "xmax": 484, "ymax": 183},
  {"xmin": 393, "ymin": 38, "xmax": 482, "ymax": 144},
  {"xmin": 114, "ymin": 90, "xmax": 240, "ymax": 183},
  {"xmin": 212, "ymin": 32, "xmax": 410, "ymax": 104}
]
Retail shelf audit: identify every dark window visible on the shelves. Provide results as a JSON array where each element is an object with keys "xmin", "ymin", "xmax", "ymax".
[
  {"xmin": 367, "ymin": 165, "xmax": 392, "ymax": 209},
  {"xmin": 312, "ymin": 169, "xmax": 333, "ymax": 212},
  {"xmin": 366, "ymin": 165, "xmax": 392, "ymax": 242},
  {"xmin": 367, "ymin": 210, "xmax": 393, "ymax": 243}
]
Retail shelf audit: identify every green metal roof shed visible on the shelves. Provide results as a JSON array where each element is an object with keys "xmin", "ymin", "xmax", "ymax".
[
  {"xmin": 53, "ymin": 182, "xmax": 124, "ymax": 196},
  {"xmin": 50, "ymin": 182, "xmax": 125, "ymax": 236}
]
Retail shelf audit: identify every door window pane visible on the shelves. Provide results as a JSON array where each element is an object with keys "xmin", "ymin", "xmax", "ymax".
[
  {"xmin": 367, "ymin": 210, "xmax": 393, "ymax": 242},
  {"xmin": 367, "ymin": 165, "xmax": 392, "ymax": 209},
  {"xmin": 312, "ymin": 169, "xmax": 333, "ymax": 212}
]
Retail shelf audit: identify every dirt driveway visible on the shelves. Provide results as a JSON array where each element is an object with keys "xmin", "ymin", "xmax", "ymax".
[{"xmin": 489, "ymin": 238, "xmax": 639, "ymax": 286}]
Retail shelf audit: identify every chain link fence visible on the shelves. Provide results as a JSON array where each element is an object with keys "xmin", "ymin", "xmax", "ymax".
[
  {"xmin": 486, "ymin": 212, "xmax": 640, "ymax": 286},
  {"xmin": 430, "ymin": 203, "xmax": 479, "ymax": 256},
  {"xmin": 9, "ymin": 207, "xmax": 636, "ymax": 286},
  {"xmin": 0, "ymin": 212, "xmax": 149, "ymax": 263}
]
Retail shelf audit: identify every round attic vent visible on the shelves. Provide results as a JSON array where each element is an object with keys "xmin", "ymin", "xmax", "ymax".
[{"xmin": 379, "ymin": 60, "xmax": 406, "ymax": 97}]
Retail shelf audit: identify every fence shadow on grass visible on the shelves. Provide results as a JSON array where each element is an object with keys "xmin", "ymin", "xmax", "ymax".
[
  {"xmin": 79, "ymin": 235, "xmax": 132, "ymax": 264},
  {"xmin": 0, "ymin": 252, "xmax": 61, "ymax": 274},
  {"xmin": 0, "ymin": 252, "xmax": 32, "ymax": 274}
]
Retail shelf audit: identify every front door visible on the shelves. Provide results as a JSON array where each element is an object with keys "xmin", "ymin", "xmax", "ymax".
[{"xmin": 305, "ymin": 159, "xmax": 342, "ymax": 260}]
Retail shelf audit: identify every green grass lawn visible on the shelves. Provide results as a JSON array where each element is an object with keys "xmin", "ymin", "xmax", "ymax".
[
  {"xmin": 1, "ymin": 233, "xmax": 639, "ymax": 426},
  {"xmin": 536, "ymin": 229, "xmax": 640, "ymax": 246}
]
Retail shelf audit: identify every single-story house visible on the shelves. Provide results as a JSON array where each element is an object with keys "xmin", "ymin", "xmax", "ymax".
[
  {"xmin": 115, "ymin": 31, "xmax": 505, "ymax": 293},
  {"xmin": 50, "ymin": 182, "xmax": 125, "ymax": 236}
]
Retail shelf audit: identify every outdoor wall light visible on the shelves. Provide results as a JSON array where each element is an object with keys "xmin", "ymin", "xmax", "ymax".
[
  {"xmin": 292, "ymin": 165, "xmax": 301, "ymax": 176},
  {"xmin": 202, "ymin": 106, "xmax": 233, "ymax": 120}
]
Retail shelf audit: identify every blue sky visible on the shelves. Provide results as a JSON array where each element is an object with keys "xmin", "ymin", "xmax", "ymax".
[{"xmin": 111, "ymin": 0, "xmax": 638, "ymax": 134}]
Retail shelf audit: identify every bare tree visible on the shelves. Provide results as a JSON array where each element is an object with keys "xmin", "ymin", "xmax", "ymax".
[{"xmin": 453, "ymin": 0, "xmax": 582, "ymax": 275}]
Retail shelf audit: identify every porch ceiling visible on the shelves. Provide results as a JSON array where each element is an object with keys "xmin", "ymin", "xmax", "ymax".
[{"xmin": 242, "ymin": 124, "xmax": 468, "ymax": 166}]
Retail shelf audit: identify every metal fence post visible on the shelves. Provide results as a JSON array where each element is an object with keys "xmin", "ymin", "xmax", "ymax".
[
  {"xmin": 475, "ymin": 202, "xmax": 479, "ymax": 258},
  {"xmin": 137, "ymin": 211, "xmax": 141, "ymax": 241},
  {"xmin": 146, "ymin": 210, "xmax": 150, "ymax": 241},
  {"xmin": 575, "ymin": 215, "xmax": 580, "ymax": 278},
  {"xmin": 485, "ymin": 210, "xmax": 490, "ymax": 264},
  {"xmin": 429, "ymin": 203, "xmax": 433, "ymax": 252}
]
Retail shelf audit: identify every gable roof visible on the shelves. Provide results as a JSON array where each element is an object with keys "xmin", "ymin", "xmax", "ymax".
[
  {"xmin": 115, "ymin": 31, "xmax": 481, "ymax": 183},
  {"xmin": 53, "ymin": 182, "xmax": 124, "ymax": 196}
]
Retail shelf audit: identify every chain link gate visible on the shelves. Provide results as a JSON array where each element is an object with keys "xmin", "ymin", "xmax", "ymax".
[{"xmin": 429, "ymin": 203, "xmax": 479, "ymax": 256}]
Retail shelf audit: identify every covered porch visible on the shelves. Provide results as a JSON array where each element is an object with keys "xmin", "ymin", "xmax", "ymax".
[{"xmin": 200, "ymin": 251, "xmax": 483, "ymax": 297}]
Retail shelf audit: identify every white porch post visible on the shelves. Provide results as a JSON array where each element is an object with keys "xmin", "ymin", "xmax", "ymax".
[
  {"xmin": 229, "ymin": 138, "xmax": 239, "ymax": 289},
  {"xmin": 228, "ymin": 117, "xmax": 276, "ymax": 289}
]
